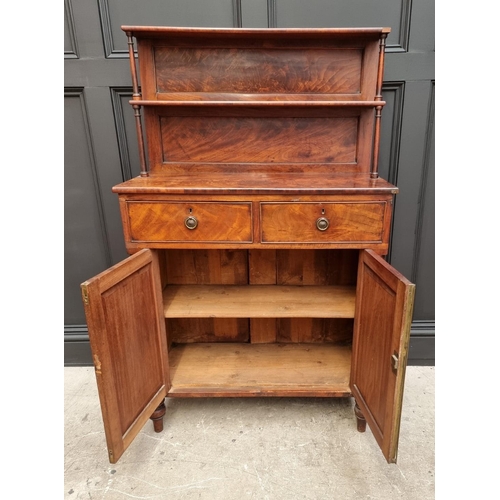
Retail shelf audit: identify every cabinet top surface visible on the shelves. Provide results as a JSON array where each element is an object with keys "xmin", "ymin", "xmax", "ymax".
[{"xmin": 112, "ymin": 173, "xmax": 397, "ymax": 195}]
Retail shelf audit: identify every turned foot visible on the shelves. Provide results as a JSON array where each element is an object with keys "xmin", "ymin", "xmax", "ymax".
[
  {"xmin": 354, "ymin": 402, "xmax": 366, "ymax": 433},
  {"xmin": 150, "ymin": 400, "xmax": 166, "ymax": 432}
]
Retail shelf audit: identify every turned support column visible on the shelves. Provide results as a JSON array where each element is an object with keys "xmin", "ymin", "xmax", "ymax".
[
  {"xmin": 354, "ymin": 402, "xmax": 366, "ymax": 433},
  {"xmin": 150, "ymin": 400, "xmax": 166, "ymax": 432}
]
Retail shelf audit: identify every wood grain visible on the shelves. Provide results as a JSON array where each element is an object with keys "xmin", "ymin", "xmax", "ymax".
[
  {"xmin": 127, "ymin": 202, "xmax": 252, "ymax": 243},
  {"xmin": 154, "ymin": 47, "xmax": 362, "ymax": 95},
  {"xmin": 163, "ymin": 249, "xmax": 249, "ymax": 342},
  {"xmin": 164, "ymin": 249, "xmax": 248, "ymax": 285},
  {"xmin": 160, "ymin": 115, "xmax": 358, "ymax": 164},
  {"xmin": 81, "ymin": 249, "xmax": 169, "ymax": 463},
  {"xmin": 261, "ymin": 202, "xmax": 385, "ymax": 243},
  {"xmin": 163, "ymin": 285, "xmax": 356, "ymax": 318},
  {"xmin": 112, "ymin": 174, "xmax": 398, "ymax": 195},
  {"xmin": 168, "ymin": 343, "xmax": 352, "ymax": 397},
  {"xmin": 350, "ymin": 250, "xmax": 415, "ymax": 463}
]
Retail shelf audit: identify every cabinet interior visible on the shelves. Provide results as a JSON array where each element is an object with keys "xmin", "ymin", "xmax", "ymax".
[{"xmin": 159, "ymin": 248, "xmax": 359, "ymax": 397}]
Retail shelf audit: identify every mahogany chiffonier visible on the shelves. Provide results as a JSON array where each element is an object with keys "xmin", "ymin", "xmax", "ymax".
[{"xmin": 81, "ymin": 26, "xmax": 415, "ymax": 464}]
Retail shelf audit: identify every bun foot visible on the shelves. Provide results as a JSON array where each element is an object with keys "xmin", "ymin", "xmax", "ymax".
[
  {"xmin": 150, "ymin": 400, "xmax": 166, "ymax": 433},
  {"xmin": 354, "ymin": 402, "xmax": 366, "ymax": 433}
]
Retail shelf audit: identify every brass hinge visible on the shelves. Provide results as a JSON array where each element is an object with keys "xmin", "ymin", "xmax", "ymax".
[
  {"xmin": 391, "ymin": 352, "xmax": 399, "ymax": 372},
  {"xmin": 81, "ymin": 284, "xmax": 89, "ymax": 306}
]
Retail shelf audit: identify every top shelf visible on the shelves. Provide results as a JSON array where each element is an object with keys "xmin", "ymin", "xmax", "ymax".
[
  {"xmin": 122, "ymin": 26, "xmax": 391, "ymax": 37},
  {"xmin": 131, "ymin": 99, "xmax": 386, "ymax": 107}
]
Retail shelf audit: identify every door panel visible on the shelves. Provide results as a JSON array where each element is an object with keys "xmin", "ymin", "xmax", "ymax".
[
  {"xmin": 350, "ymin": 249, "xmax": 415, "ymax": 463},
  {"xmin": 81, "ymin": 249, "xmax": 169, "ymax": 463}
]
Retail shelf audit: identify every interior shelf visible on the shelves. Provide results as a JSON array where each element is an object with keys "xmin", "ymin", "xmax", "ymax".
[
  {"xmin": 168, "ymin": 343, "xmax": 352, "ymax": 397},
  {"xmin": 163, "ymin": 285, "xmax": 356, "ymax": 318}
]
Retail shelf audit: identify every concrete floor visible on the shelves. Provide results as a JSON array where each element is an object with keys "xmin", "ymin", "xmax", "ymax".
[{"xmin": 64, "ymin": 366, "xmax": 434, "ymax": 500}]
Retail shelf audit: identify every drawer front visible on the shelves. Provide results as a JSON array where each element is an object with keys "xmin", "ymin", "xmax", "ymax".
[
  {"xmin": 260, "ymin": 202, "xmax": 386, "ymax": 243},
  {"xmin": 127, "ymin": 202, "xmax": 252, "ymax": 243}
]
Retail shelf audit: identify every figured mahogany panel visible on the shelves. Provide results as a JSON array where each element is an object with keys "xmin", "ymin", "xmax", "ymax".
[
  {"xmin": 160, "ymin": 115, "xmax": 358, "ymax": 164},
  {"xmin": 350, "ymin": 250, "xmax": 415, "ymax": 463},
  {"xmin": 126, "ymin": 201, "xmax": 252, "ymax": 243},
  {"xmin": 154, "ymin": 47, "xmax": 362, "ymax": 95},
  {"xmin": 261, "ymin": 202, "xmax": 386, "ymax": 243}
]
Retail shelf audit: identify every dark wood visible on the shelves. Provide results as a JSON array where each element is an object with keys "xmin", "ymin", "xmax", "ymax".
[
  {"xmin": 126, "ymin": 202, "xmax": 253, "ymax": 243},
  {"xmin": 150, "ymin": 400, "xmax": 166, "ymax": 433},
  {"xmin": 260, "ymin": 202, "xmax": 388, "ymax": 244},
  {"xmin": 371, "ymin": 34, "xmax": 388, "ymax": 179},
  {"xmin": 350, "ymin": 249, "xmax": 415, "ymax": 463},
  {"xmin": 81, "ymin": 27, "xmax": 417, "ymax": 465},
  {"xmin": 80, "ymin": 249, "xmax": 170, "ymax": 463},
  {"xmin": 112, "ymin": 174, "xmax": 398, "ymax": 194},
  {"xmin": 354, "ymin": 402, "xmax": 367, "ymax": 432}
]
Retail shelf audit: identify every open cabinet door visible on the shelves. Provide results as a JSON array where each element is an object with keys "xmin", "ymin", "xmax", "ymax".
[
  {"xmin": 350, "ymin": 249, "xmax": 415, "ymax": 463},
  {"xmin": 81, "ymin": 249, "xmax": 170, "ymax": 463}
]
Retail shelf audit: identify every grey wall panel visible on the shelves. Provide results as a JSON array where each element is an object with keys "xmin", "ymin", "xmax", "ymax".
[
  {"xmin": 275, "ymin": 0, "xmax": 411, "ymax": 51},
  {"xmin": 379, "ymin": 82, "xmax": 405, "ymax": 262},
  {"xmin": 99, "ymin": 0, "xmax": 237, "ymax": 56},
  {"xmin": 409, "ymin": 0, "xmax": 435, "ymax": 52},
  {"xmin": 412, "ymin": 83, "xmax": 435, "ymax": 320},
  {"xmin": 390, "ymin": 81, "xmax": 434, "ymax": 281},
  {"xmin": 64, "ymin": 90, "xmax": 111, "ymax": 324},
  {"xmin": 83, "ymin": 87, "xmax": 131, "ymax": 264},
  {"xmin": 241, "ymin": 0, "xmax": 268, "ymax": 28},
  {"xmin": 111, "ymin": 88, "xmax": 142, "ymax": 181},
  {"xmin": 379, "ymin": 83, "xmax": 405, "ymax": 188},
  {"xmin": 64, "ymin": 0, "xmax": 78, "ymax": 58}
]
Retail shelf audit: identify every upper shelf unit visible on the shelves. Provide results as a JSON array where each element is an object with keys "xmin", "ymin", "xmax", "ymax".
[
  {"xmin": 121, "ymin": 26, "xmax": 390, "ymax": 178},
  {"xmin": 123, "ymin": 26, "xmax": 390, "ymax": 104}
]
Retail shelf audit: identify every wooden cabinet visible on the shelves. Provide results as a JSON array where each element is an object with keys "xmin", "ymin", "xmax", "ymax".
[{"xmin": 81, "ymin": 26, "xmax": 415, "ymax": 465}]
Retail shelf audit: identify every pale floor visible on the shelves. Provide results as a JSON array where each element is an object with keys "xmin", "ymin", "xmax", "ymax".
[{"xmin": 64, "ymin": 366, "xmax": 435, "ymax": 500}]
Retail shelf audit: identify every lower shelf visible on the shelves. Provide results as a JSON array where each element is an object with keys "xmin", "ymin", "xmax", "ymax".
[{"xmin": 168, "ymin": 343, "xmax": 352, "ymax": 397}]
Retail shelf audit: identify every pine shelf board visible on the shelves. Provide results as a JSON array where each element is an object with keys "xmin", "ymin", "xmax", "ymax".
[
  {"xmin": 163, "ymin": 285, "xmax": 356, "ymax": 318},
  {"xmin": 168, "ymin": 343, "xmax": 352, "ymax": 397}
]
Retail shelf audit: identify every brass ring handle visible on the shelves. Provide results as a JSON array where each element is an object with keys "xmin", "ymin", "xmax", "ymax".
[
  {"xmin": 184, "ymin": 216, "xmax": 198, "ymax": 230},
  {"xmin": 316, "ymin": 217, "xmax": 329, "ymax": 231}
]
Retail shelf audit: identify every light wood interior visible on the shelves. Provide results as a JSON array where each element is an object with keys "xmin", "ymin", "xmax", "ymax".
[
  {"xmin": 163, "ymin": 284, "xmax": 356, "ymax": 318},
  {"xmin": 168, "ymin": 343, "xmax": 352, "ymax": 397}
]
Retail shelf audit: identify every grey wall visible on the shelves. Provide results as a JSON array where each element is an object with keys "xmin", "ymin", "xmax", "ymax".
[{"xmin": 64, "ymin": 0, "xmax": 434, "ymax": 365}]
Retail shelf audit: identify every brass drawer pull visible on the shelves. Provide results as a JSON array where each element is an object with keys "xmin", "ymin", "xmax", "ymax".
[
  {"xmin": 316, "ymin": 217, "xmax": 329, "ymax": 231},
  {"xmin": 184, "ymin": 216, "xmax": 198, "ymax": 230}
]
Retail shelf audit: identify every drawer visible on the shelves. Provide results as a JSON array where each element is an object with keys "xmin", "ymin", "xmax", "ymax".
[
  {"xmin": 260, "ymin": 202, "xmax": 386, "ymax": 243},
  {"xmin": 127, "ymin": 202, "xmax": 252, "ymax": 243}
]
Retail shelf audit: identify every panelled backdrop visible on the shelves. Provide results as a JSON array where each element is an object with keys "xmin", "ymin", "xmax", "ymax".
[{"xmin": 64, "ymin": 0, "xmax": 434, "ymax": 365}]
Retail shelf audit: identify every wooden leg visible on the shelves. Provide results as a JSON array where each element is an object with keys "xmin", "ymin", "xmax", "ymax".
[
  {"xmin": 354, "ymin": 402, "xmax": 366, "ymax": 433},
  {"xmin": 150, "ymin": 400, "xmax": 166, "ymax": 433}
]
